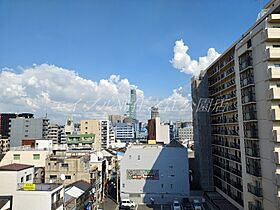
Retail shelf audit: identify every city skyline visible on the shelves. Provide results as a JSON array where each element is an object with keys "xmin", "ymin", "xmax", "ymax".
[{"xmin": 0, "ymin": 0, "xmax": 269, "ymax": 123}]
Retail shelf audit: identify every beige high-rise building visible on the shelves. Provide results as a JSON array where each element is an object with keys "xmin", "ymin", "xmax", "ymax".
[
  {"xmin": 80, "ymin": 120, "xmax": 101, "ymax": 151},
  {"xmin": 192, "ymin": 1, "xmax": 280, "ymax": 209},
  {"xmin": 80, "ymin": 119, "xmax": 111, "ymax": 150}
]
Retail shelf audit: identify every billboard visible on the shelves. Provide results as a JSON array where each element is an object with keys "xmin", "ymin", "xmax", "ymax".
[
  {"xmin": 23, "ymin": 183, "xmax": 36, "ymax": 191},
  {"xmin": 126, "ymin": 169, "xmax": 159, "ymax": 180}
]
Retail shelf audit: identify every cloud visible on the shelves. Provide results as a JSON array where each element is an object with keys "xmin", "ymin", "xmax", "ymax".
[
  {"xmin": 170, "ymin": 39, "xmax": 220, "ymax": 77},
  {"xmin": 0, "ymin": 64, "xmax": 191, "ymax": 123}
]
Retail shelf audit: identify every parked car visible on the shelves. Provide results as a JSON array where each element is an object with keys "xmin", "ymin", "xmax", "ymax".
[
  {"xmin": 119, "ymin": 199, "xmax": 136, "ymax": 209},
  {"xmin": 182, "ymin": 198, "xmax": 192, "ymax": 210},
  {"xmin": 172, "ymin": 200, "xmax": 182, "ymax": 210},
  {"xmin": 192, "ymin": 200, "xmax": 202, "ymax": 210}
]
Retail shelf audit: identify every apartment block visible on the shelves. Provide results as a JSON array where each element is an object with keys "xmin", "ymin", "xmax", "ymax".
[
  {"xmin": 80, "ymin": 120, "xmax": 111, "ymax": 149},
  {"xmin": 192, "ymin": 1, "xmax": 280, "ymax": 209},
  {"xmin": 47, "ymin": 123, "xmax": 66, "ymax": 145},
  {"xmin": 0, "ymin": 148, "xmax": 52, "ymax": 183},
  {"xmin": 9, "ymin": 117, "xmax": 49, "ymax": 147},
  {"xmin": 66, "ymin": 134, "xmax": 95, "ymax": 149}
]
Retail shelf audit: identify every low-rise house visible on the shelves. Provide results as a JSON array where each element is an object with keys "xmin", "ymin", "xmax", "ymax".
[
  {"xmin": 64, "ymin": 180, "xmax": 92, "ymax": 210},
  {"xmin": 0, "ymin": 147, "xmax": 52, "ymax": 183},
  {"xmin": 0, "ymin": 163, "xmax": 64, "ymax": 210}
]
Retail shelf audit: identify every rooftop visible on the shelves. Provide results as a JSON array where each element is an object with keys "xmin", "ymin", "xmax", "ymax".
[
  {"xmin": 17, "ymin": 183, "xmax": 62, "ymax": 192},
  {"xmin": 0, "ymin": 163, "xmax": 33, "ymax": 171}
]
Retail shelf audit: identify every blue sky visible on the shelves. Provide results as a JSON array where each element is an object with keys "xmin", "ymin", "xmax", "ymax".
[{"xmin": 0, "ymin": 0, "xmax": 269, "ymax": 98}]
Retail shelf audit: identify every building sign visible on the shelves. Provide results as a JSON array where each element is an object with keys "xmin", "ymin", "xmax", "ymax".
[
  {"xmin": 23, "ymin": 183, "xmax": 36, "ymax": 191},
  {"xmin": 127, "ymin": 169, "xmax": 159, "ymax": 180}
]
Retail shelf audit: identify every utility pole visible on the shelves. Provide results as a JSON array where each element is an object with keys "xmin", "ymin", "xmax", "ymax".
[{"xmin": 117, "ymin": 170, "xmax": 119, "ymax": 203}]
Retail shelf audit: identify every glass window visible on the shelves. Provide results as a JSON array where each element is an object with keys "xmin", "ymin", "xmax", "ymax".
[
  {"xmin": 65, "ymin": 175, "xmax": 71, "ymax": 179},
  {"xmin": 26, "ymin": 174, "xmax": 32, "ymax": 181},
  {"xmin": 13, "ymin": 154, "xmax": 20, "ymax": 160},
  {"xmin": 33, "ymin": 154, "xmax": 40, "ymax": 160}
]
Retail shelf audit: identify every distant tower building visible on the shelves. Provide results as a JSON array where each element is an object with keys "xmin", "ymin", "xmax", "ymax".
[
  {"xmin": 65, "ymin": 116, "xmax": 74, "ymax": 135},
  {"xmin": 151, "ymin": 106, "xmax": 159, "ymax": 119},
  {"xmin": 127, "ymin": 89, "xmax": 137, "ymax": 120}
]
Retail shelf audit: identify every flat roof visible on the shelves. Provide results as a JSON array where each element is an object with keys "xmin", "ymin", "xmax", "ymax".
[
  {"xmin": 17, "ymin": 183, "xmax": 62, "ymax": 191},
  {"xmin": 0, "ymin": 163, "xmax": 33, "ymax": 171}
]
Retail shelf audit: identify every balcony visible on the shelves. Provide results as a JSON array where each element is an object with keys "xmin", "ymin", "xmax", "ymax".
[
  {"xmin": 270, "ymin": 109, "xmax": 280, "ymax": 121},
  {"xmin": 272, "ymin": 130, "xmax": 280, "ymax": 142},
  {"xmin": 241, "ymin": 77, "xmax": 254, "ymax": 88},
  {"xmin": 267, "ymin": 88, "xmax": 280, "ymax": 100},
  {"xmin": 268, "ymin": 14, "xmax": 280, "ymax": 23},
  {"xmin": 247, "ymin": 183, "xmax": 263, "ymax": 197},
  {"xmin": 274, "ymin": 151, "xmax": 280, "ymax": 164},
  {"xmin": 248, "ymin": 202, "xmax": 263, "ymax": 210},
  {"xmin": 265, "ymin": 28, "xmax": 280, "ymax": 41},
  {"xmin": 245, "ymin": 147, "xmax": 260, "ymax": 158},
  {"xmin": 274, "ymin": 173, "xmax": 280, "ymax": 185},
  {"xmin": 267, "ymin": 67, "xmax": 280, "ymax": 80},
  {"xmin": 266, "ymin": 48, "xmax": 280, "ymax": 60}
]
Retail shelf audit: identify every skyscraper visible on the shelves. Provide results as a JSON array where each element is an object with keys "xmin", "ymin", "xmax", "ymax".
[{"xmin": 127, "ymin": 88, "xmax": 137, "ymax": 120}]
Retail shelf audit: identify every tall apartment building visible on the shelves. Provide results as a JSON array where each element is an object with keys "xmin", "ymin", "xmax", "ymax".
[
  {"xmin": 47, "ymin": 123, "xmax": 66, "ymax": 144},
  {"xmin": 114, "ymin": 123, "xmax": 135, "ymax": 141},
  {"xmin": 192, "ymin": 1, "xmax": 280, "ymax": 209},
  {"xmin": 0, "ymin": 113, "xmax": 16, "ymax": 138},
  {"xmin": 9, "ymin": 117, "xmax": 49, "ymax": 147},
  {"xmin": 178, "ymin": 125, "xmax": 193, "ymax": 143},
  {"xmin": 0, "ymin": 113, "xmax": 34, "ymax": 139},
  {"xmin": 80, "ymin": 120, "xmax": 110, "ymax": 149}
]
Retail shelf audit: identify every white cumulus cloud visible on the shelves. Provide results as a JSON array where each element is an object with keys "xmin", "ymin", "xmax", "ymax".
[
  {"xmin": 170, "ymin": 39, "xmax": 220, "ymax": 77},
  {"xmin": 0, "ymin": 64, "xmax": 192, "ymax": 123}
]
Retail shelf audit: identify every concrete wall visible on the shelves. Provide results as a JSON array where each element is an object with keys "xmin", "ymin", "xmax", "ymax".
[
  {"xmin": 120, "ymin": 144, "xmax": 189, "ymax": 204},
  {"xmin": 0, "ymin": 150, "xmax": 51, "ymax": 168}
]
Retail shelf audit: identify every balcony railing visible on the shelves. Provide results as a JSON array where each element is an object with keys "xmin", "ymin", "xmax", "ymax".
[
  {"xmin": 248, "ymin": 202, "xmax": 263, "ymax": 210},
  {"xmin": 241, "ymin": 77, "xmax": 254, "ymax": 88},
  {"xmin": 248, "ymin": 183, "xmax": 263, "ymax": 197},
  {"xmin": 245, "ymin": 147, "xmax": 260, "ymax": 158},
  {"xmin": 239, "ymin": 59, "xmax": 253, "ymax": 72}
]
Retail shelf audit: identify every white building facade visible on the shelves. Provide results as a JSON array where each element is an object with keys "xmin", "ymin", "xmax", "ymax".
[{"xmin": 120, "ymin": 142, "xmax": 189, "ymax": 204}]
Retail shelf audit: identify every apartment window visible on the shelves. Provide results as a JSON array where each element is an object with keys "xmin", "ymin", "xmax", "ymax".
[
  {"xmin": 122, "ymin": 183, "xmax": 125, "ymax": 188},
  {"xmin": 25, "ymin": 130, "xmax": 28, "ymax": 132},
  {"xmin": 85, "ymin": 121, "xmax": 88, "ymax": 124},
  {"xmin": 170, "ymin": 184, "xmax": 173, "ymax": 189},
  {"xmin": 25, "ymin": 125, "xmax": 29, "ymax": 127},
  {"xmin": 65, "ymin": 175, "xmax": 71, "ymax": 179},
  {"xmin": 61, "ymin": 163, "xmax": 69, "ymax": 167},
  {"xmin": 13, "ymin": 154, "xmax": 20, "ymax": 160},
  {"xmin": 129, "ymin": 155, "xmax": 131, "ymax": 160},
  {"xmin": 275, "ymin": 63, "xmax": 280, "ymax": 67},
  {"xmin": 50, "ymin": 175, "xmax": 57, "ymax": 179},
  {"xmin": 33, "ymin": 154, "xmax": 40, "ymax": 160},
  {"xmin": 21, "ymin": 177, "xmax": 24, "ymax": 182},
  {"xmin": 161, "ymin": 184, "xmax": 164, "ymax": 188},
  {"xmin": 85, "ymin": 127, "xmax": 88, "ymax": 130},
  {"xmin": 137, "ymin": 155, "xmax": 140, "ymax": 160},
  {"xmin": 26, "ymin": 174, "xmax": 32, "ymax": 181},
  {"xmin": 247, "ymin": 40, "xmax": 252, "ymax": 48}
]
